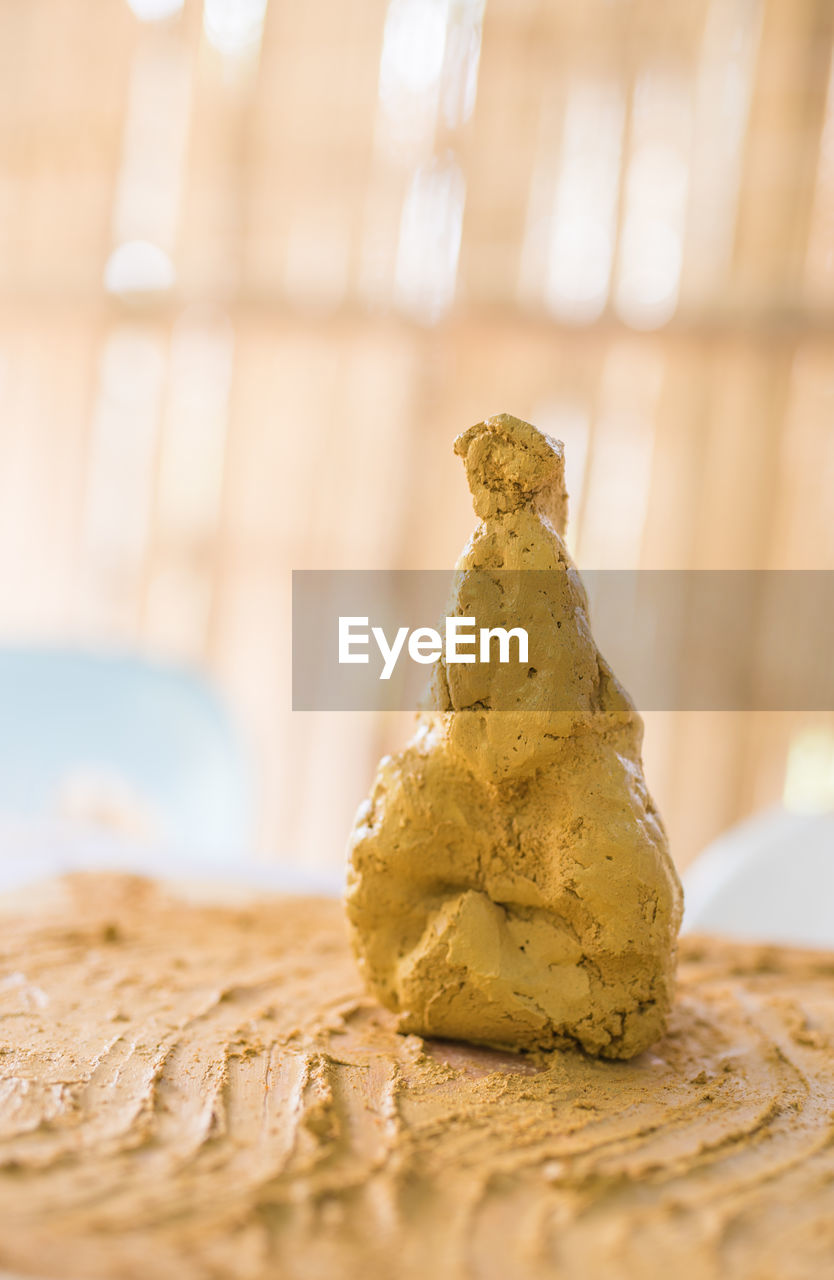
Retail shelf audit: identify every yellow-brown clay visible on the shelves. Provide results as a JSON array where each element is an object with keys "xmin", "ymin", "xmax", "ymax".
[
  {"xmin": 2, "ymin": 874, "xmax": 833, "ymax": 1280},
  {"xmin": 346, "ymin": 415, "xmax": 683, "ymax": 1058}
]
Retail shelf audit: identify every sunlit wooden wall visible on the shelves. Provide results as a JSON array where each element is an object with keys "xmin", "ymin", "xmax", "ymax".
[{"xmin": 0, "ymin": 0, "xmax": 833, "ymax": 871}]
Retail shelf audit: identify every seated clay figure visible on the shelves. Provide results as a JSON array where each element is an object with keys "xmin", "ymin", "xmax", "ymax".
[{"xmin": 346, "ymin": 414, "xmax": 683, "ymax": 1059}]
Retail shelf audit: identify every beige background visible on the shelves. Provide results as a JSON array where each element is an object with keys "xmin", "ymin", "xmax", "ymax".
[{"xmin": 0, "ymin": 0, "xmax": 833, "ymax": 871}]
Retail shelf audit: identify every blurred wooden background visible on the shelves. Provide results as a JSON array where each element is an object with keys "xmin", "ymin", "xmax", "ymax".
[{"xmin": 0, "ymin": 0, "xmax": 833, "ymax": 871}]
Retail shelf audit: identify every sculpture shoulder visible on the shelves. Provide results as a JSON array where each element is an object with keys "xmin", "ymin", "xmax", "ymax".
[{"xmin": 457, "ymin": 509, "xmax": 572, "ymax": 572}]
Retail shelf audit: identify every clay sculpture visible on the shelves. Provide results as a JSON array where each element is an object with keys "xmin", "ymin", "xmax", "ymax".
[{"xmin": 346, "ymin": 414, "xmax": 683, "ymax": 1059}]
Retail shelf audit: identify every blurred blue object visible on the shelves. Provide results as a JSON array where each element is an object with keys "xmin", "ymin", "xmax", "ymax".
[{"xmin": 0, "ymin": 648, "xmax": 253, "ymax": 858}]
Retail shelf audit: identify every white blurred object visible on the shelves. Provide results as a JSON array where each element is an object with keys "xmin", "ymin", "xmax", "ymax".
[
  {"xmin": 125, "ymin": 0, "xmax": 184, "ymax": 21},
  {"xmin": 683, "ymin": 807, "xmax": 834, "ymax": 947},
  {"xmin": 203, "ymin": 0, "xmax": 268, "ymax": 57},
  {"xmin": 104, "ymin": 241, "xmax": 176, "ymax": 296}
]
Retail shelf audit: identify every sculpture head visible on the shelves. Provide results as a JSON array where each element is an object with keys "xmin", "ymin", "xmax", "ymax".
[{"xmin": 454, "ymin": 413, "xmax": 568, "ymax": 533}]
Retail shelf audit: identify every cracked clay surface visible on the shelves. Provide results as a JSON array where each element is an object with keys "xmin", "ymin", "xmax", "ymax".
[{"xmin": 346, "ymin": 414, "xmax": 683, "ymax": 1059}]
